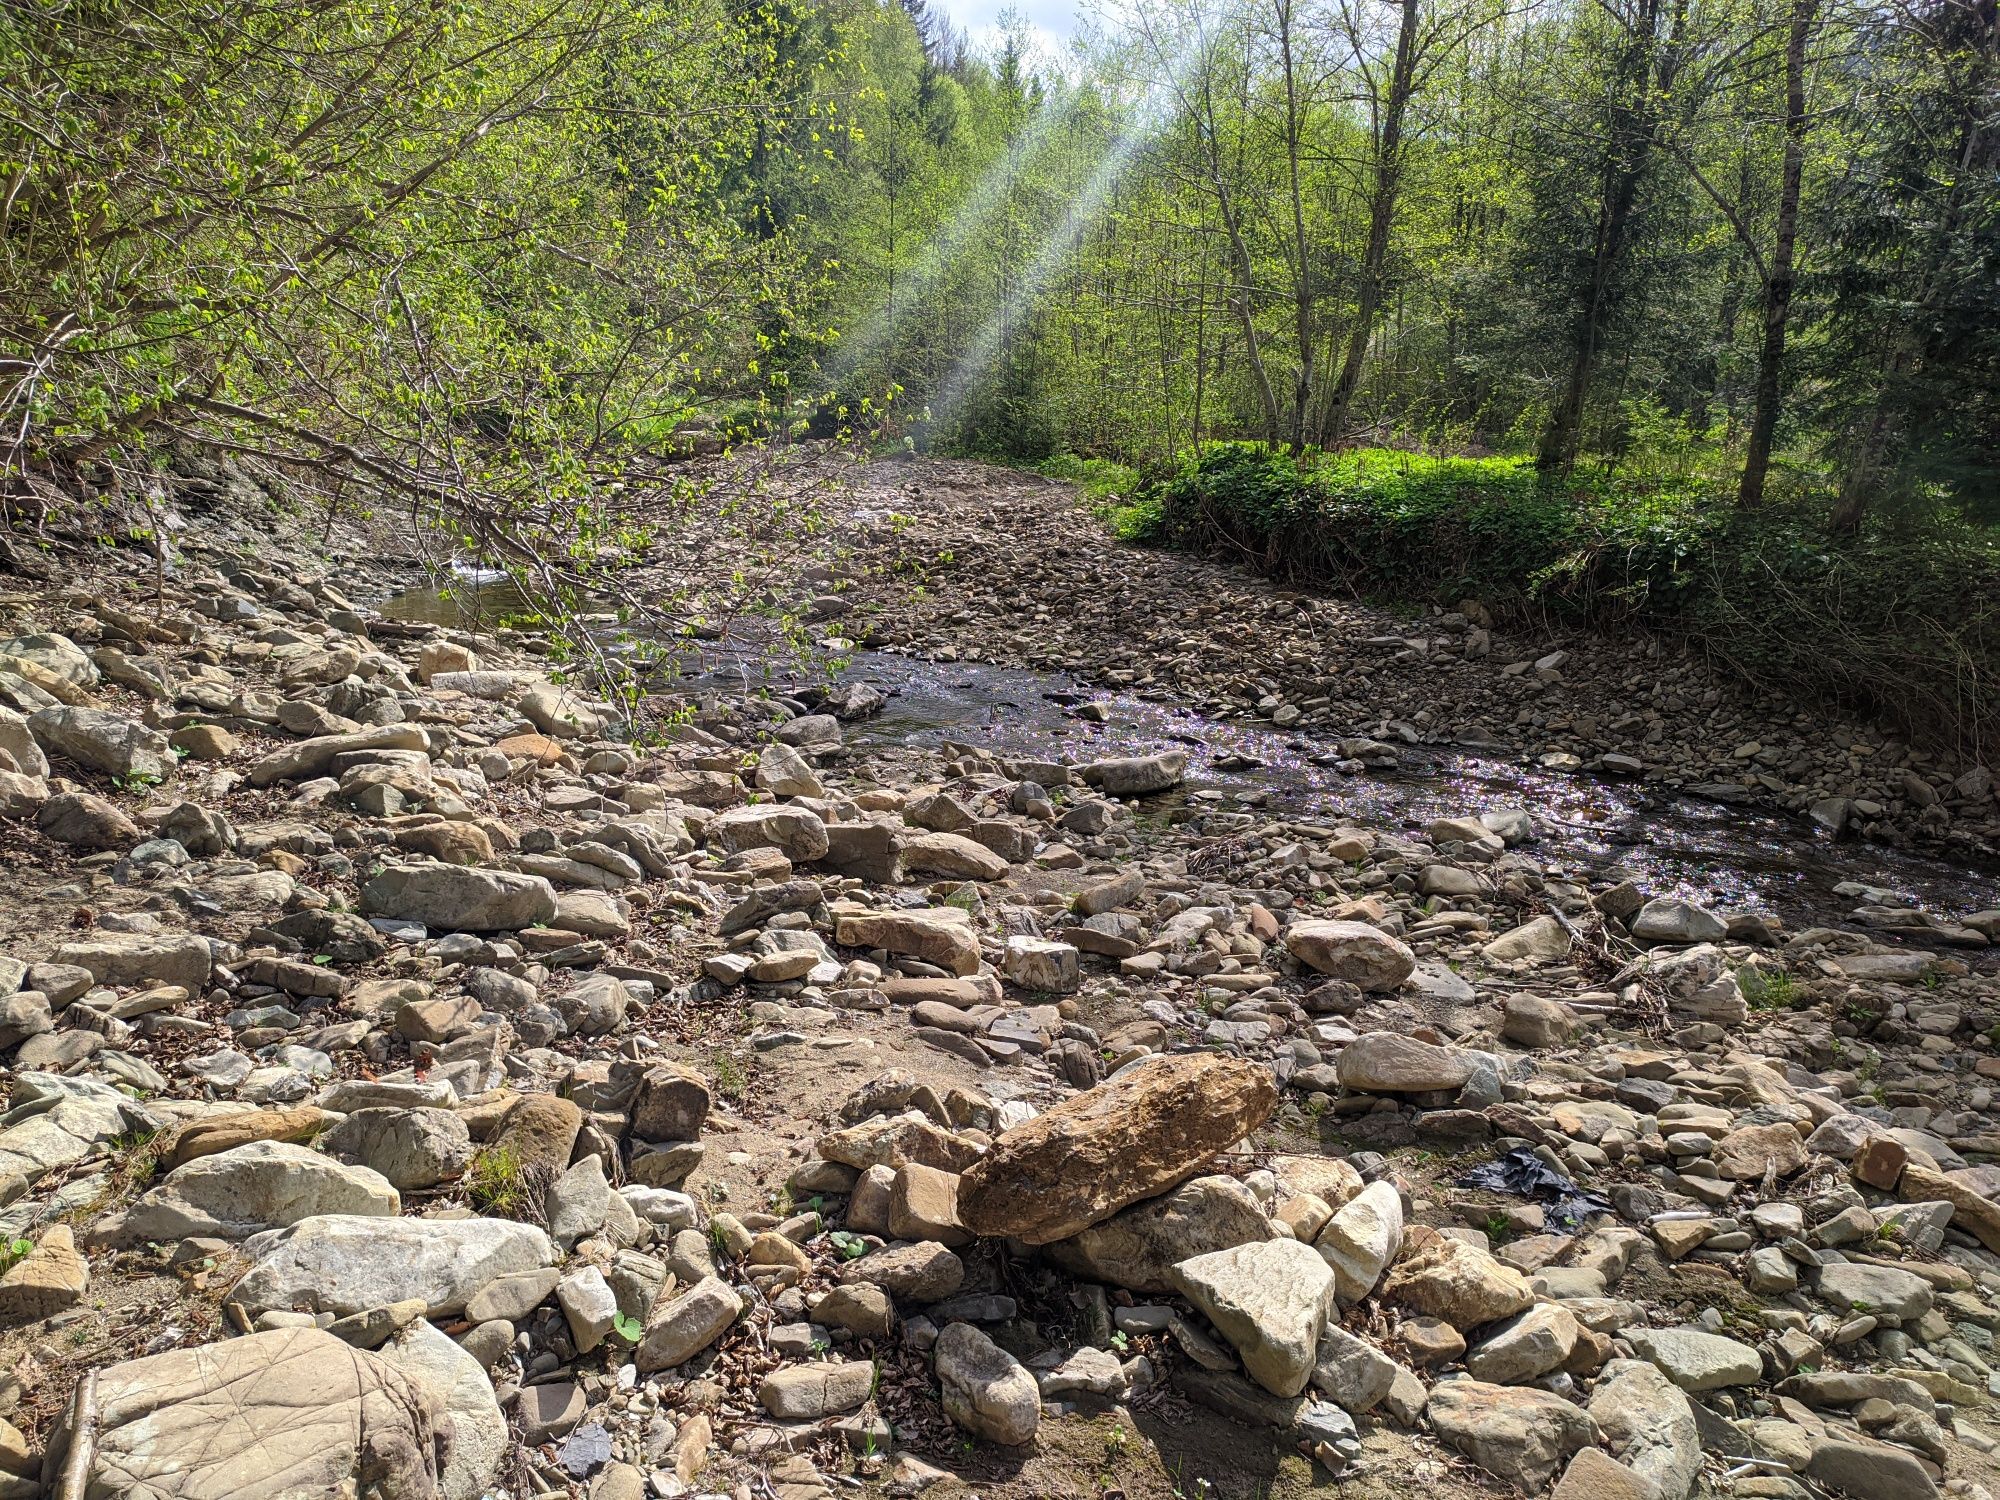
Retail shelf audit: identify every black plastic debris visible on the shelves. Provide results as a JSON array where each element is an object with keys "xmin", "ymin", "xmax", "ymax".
[{"xmin": 1458, "ymin": 1146, "xmax": 1614, "ymax": 1230}]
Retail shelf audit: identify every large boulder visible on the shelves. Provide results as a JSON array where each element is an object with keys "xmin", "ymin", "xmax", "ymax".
[
  {"xmin": 1046, "ymin": 1175, "xmax": 1274, "ymax": 1293},
  {"xmin": 957, "ymin": 1054, "xmax": 1276, "ymax": 1244},
  {"xmin": 92, "ymin": 1141, "xmax": 399, "ymax": 1246},
  {"xmin": 706, "ymin": 804, "xmax": 829, "ymax": 861},
  {"xmin": 230, "ymin": 1214, "xmax": 555, "ymax": 1317},
  {"xmin": 1080, "ymin": 751, "xmax": 1186, "ymax": 796},
  {"xmin": 75, "ymin": 1328, "xmax": 444, "ymax": 1500},
  {"xmin": 1284, "ymin": 921, "xmax": 1415, "ymax": 991},
  {"xmin": 360, "ymin": 866, "xmax": 558, "ymax": 932}
]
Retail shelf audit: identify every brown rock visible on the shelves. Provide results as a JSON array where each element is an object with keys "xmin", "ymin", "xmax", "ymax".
[
  {"xmin": 631, "ymin": 1064, "xmax": 711, "ymax": 1144},
  {"xmin": 1903, "ymin": 1163, "xmax": 2000, "ymax": 1253},
  {"xmin": 956, "ymin": 1053, "xmax": 1277, "ymax": 1245},
  {"xmin": 888, "ymin": 1164, "xmax": 969, "ymax": 1246},
  {"xmin": 1853, "ymin": 1135, "xmax": 1909, "ymax": 1192},
  {"xmin": 159, "ymin": 1106, "xmax": 333, "ymax": 1171},
  {"xmin": 490, "ymin": 1093, "xmax": 583, "ymax": 1178},
  {"xmin": 0, "ymin": 1223, "xmax": 87, "ymax": 1323}
]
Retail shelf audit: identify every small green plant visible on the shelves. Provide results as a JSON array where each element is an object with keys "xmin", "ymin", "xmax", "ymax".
[
  {"xmin": 828, "ymin": 1230, "xmax": 868, "ymax": 1261},
  {"xmin": 465, "ymin": 1145, "xmax": 526, "ymax": 1215},
  {"xmin": 612, "ymin": 1312, "xmax": 643, "ymax": 1343},
  {"xmin": 711, "ymin": 1051, "xmax": 748, "ymax": 1102},
  {"xmin": 1741, "ymin": 967, "xmax": 1801, "ymax": 1011},
  {"xmin": 0, "ymin": 1237, "xmax": 32, "ymax": 1272}
]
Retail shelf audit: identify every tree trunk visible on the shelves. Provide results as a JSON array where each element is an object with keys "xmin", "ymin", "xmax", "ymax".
[
  {"xmin": 1739, "ymin": 0, "xmax": 1816, "ymax": 506},
  {"xmin": 1537, "ymin": 0, "xmax": 1666, "ymax": 472},
  {"xmin": 1327, "ymin": 0, "xmax": 1420, "ymax": 446},
  {"xmin": 1275, "ymin": 0, "xmax": 1315, "ymax": 449}
]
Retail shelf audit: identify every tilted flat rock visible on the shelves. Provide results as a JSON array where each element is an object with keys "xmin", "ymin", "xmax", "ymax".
[
  {"xmin": 956, "ymin": 1053, "xmax": 1277, "ymax": 1244},
  {"xmin": 247, "ymin": 723, "xmax": 431, "ymax": 786},
  {"xmin": 79, "ymin": 1327, "xmax": 445, "ymax": 1500},
  {"xmin": 230, "ymin": 1214, "xmax": 555, "ymax": 1317}
]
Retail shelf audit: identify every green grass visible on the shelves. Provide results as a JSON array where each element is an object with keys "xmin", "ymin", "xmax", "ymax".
[
  {"xmin": 465, "ymin": 1144, "xmax": 527, "ymax": 1216},
  {"xmin": 1037, "ymin": 454, "xmax": 1157, "ymax": 539}
]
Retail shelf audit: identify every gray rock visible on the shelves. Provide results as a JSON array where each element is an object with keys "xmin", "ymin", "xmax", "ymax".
[
  {"xmin": 230, "ymin": 1213, "xmax": 555, "ymax": 1316},
  {"xmin": 360, "ymin": 865, "xmax": 558, "ymax": 931},
  {"xmin": 28, "ymin": 705, "xmax": 173, "ymax": 780},
  {"xmin": 321, "ymin": 1107, "xmax": 473, "ymax": 1191},
  {"xmin": 1587, "ymin": 1359, "xmax": 1701, "ymax": 1500},
  {"xmin": 1621, "ymin": 1326, "xmax": 1762, "ymax": 1392},
  {"xmin": 93, "ymin": 1141, "xmax": 399, "ymax": 1245},
  {"xmin": 1171, "ymin": 1238, "xmax": 1337, "ymax": 1398},
  {"xmin": 935, "ymin": 1322, "xmax": 1040, "ymax": 1445},
  {"xmin": 379, "ymin": 1316, "xmax": 507, "ymax": 1500}
]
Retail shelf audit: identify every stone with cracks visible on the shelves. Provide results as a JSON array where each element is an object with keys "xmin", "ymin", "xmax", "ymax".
[
  {"xmin": 1284, "ymin": 921, "xmax": 1416, "ymax": 991},
  {"xmin": 1588, "ymin": 1359, "xmax": 1702, "ymax": 1500},
  {"xmin": 1466, "ymin": 1303, "xmax": 1579, "ymax": 1384},
  {"xmin": 230, "ymin": 1214, "xmax": 555, "ymax": 1317},
  {"xmin": 957, "ymin": 1053, "xmax": 1277, "ymax": 1244},
  {"xmin": 247, "ymin": 723, "xmax": 431, "ymax": 786},
  {"xmin": 1170, "ymin": 1238, "xmax": 1338, "ymax": 1398},
  {"xmin": 79, "ymin": 1327, "xmax": 445, "ymax": 1500}
]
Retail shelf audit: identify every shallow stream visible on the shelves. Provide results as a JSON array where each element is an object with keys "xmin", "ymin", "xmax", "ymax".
[{"xmin": 381, "ymin": 573, "xmax": 1998, "ymax": 937}]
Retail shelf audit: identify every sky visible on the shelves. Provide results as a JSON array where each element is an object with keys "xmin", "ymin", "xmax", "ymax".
[{"xmin": 933, "ymin": 0, "xmax": 1079, "ymax": 62}]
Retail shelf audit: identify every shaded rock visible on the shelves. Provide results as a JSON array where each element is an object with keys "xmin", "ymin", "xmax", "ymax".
[
  {"xmin": 1046, "ymin": 1175, "xmax": 1273, "ymax": 1293},
  {"xmin": 1335, "ymin": 1033, "xmax": 1471, "ymax": 1094}
]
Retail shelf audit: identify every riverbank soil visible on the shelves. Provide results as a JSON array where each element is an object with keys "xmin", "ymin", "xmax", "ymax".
[{"xmin": 0, "ymin": 451, "xmax": 1990, "ymax": 1500}]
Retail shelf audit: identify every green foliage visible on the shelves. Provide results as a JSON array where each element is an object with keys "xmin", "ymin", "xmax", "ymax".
[
  {"xmin": 465, "ymin": 1145, "xmax": 527, "ymax": 1217},
  {"xmin": 1139, "ymin": 442, "xmax": 2000, "ymax": 755},
  {"xmin": 611, "ymin": 1311, "xmax": 644, "ymax": 1344}
]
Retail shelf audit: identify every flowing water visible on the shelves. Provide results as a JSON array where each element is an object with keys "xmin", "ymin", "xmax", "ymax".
[{"xmin": 382, "ymin": 572, "xmax": 1999, "ymax": 936}]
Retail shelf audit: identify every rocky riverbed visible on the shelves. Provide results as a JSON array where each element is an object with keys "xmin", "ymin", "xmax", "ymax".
[{"xmin": 0, "ymin": 454, "xmax": 1991, "ymax": 1500}]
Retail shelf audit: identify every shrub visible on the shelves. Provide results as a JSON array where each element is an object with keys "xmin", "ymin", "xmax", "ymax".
[{"xmin": 1135, "ymin": 442, "xmax": 2000, "ymax": 758}]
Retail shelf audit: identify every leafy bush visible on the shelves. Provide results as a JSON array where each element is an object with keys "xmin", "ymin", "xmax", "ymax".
[{"xmin": 1135, "ymin": 442, "xmax": 2000, "ymax": 758}]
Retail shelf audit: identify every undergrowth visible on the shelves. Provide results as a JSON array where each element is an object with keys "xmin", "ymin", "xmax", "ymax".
[{"xmin": 1122, "ymin": 442, "xmax": 2000, "ymax": 759}]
